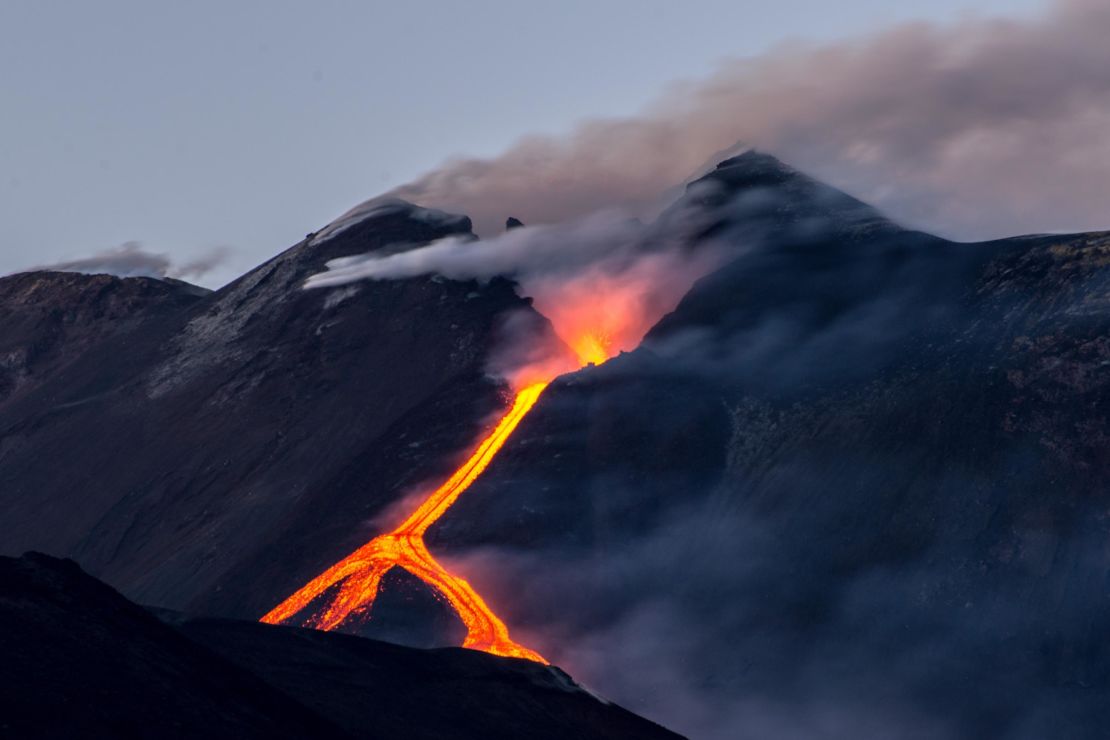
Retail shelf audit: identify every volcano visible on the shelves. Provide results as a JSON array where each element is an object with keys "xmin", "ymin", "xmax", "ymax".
[{"xmin": 2, "ymin": 151, "xmax": 1110, "ymax": 738}]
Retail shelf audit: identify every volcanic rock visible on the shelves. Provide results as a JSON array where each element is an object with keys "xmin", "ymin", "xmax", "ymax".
[{"xmin": 0, "ymin": 552, "xmax": 683, "ymax": 739}]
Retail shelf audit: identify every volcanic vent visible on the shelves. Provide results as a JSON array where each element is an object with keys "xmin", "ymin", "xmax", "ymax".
[{"xmin": 258, "ymin": 200, "xmax": 687, "ymax": 660}]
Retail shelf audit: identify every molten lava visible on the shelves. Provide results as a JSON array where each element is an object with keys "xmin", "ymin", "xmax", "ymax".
[
  {"xmin": 568, "ymin": 331, "xmax": 613, "ymax": 367},
  {"xmin": 263, "ymin": 251, "xmax": 704, "ymax": 661},
  {"xmin": 262, "ymin": 382, "xmax": 549, "ymax": 662}
]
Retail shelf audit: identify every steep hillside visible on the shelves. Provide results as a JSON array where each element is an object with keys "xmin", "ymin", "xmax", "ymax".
[
  {"xmin": 427, "ymin": 153, "xmax": 1110, "ymax": 737},
  {"xmin": 0, "ymin": 271, "xmax": 208, "ymax": 407},
  {"xmin": 0, "ymin": 203, "xmax": 560, "ymax": 625}
]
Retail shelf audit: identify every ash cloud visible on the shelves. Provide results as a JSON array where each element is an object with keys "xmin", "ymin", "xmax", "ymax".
[
  {"xmin": 35, "ymin": 242, "xmax": 229, "ymax": 282},
  {"xmin": 391, "ymin": 0, "xmax": 1110, "ymax": 240}
]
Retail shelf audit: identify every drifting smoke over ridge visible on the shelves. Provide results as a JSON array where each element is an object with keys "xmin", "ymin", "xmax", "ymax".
[
  {"xmin": 390, "ymin": 0, "xmax": 1110, "ymax": 240},
  {"xmin": 35, "ymin": 242, "xmax": 229, "ymax": 282},
  {"xmin": 307, "ymin": 208, "xmax": 724, "ymax": 385}
]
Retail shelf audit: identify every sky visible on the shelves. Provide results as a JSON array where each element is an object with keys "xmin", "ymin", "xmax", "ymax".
[{"xmin": 1, "ymin": 0, "xmax": 1050, "ymax": 287}]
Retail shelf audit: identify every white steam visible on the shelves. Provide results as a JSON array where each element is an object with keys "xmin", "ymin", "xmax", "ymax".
[{"xmin": 306, "ymin": 209, "xmax": 723, "ymax": 382}]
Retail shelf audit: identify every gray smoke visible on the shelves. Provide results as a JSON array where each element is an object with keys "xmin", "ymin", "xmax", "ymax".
[
  {"xmin": 36, "ymin": 242, "xmax": 229, "ymax": 282},
  {"xmin": 305, "ymin": 208, "xmax": 688, "ymax": 288},
  {"xmin": 392, "ymin": 0, "xmax": 1110, "ymax": 240},
  {"xmin": 306, "ymin": 205, "xmax": 725, "ymax": 384}
]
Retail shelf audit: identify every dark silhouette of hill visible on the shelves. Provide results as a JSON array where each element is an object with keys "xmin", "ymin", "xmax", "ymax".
[{"xmin": 0, "ymin": 552, "xmax": 681, "ymax": 739}]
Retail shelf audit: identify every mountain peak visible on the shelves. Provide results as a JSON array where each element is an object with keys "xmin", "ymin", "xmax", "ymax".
[
  {"xmin": 309, "ymin": 197, "xmax": 471, "ymax": 248},
  {"xmin": 700, "ymin": 148, "xmax": 843, "ymax": 199},
  {"xmin": 672, "ymin": 149, "xmax": 897, "ymax": 242},
  {"xmin": 0, "ymin": 270, "xmax": 209, "ymax": 318},
  {"xmin": 713, "ymin": 148, "xmax": 792, "ymax": 172}
]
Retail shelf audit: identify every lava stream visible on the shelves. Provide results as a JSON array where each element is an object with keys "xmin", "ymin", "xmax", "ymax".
[{"xmin": 261, "ymin": 382, "xmax": 549, "ymax": 663}]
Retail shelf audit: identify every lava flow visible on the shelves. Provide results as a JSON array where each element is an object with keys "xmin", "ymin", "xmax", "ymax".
[
  {"xmin": 262, "ymin": 382, "xmax": 550, "ymax": 662},
  {"xmin": 261, "ymin": 209, "xmax": 717, "ymax": 661}
]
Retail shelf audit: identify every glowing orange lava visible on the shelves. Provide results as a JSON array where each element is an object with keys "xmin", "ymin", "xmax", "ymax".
[
  {"xmin": 568, "ymin": 331, "xmax": 613, "ymax": 367},
  {"xmin": 265, "ymin": 237, "xmax": 715, "ymax": 663},
  {"xmin": 262, "ymin": 382, "xmax": 549, "ymax": 662}
]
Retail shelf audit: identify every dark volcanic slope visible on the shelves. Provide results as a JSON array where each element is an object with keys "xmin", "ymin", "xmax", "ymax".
[
  {"xmin": 428, "ymin": 153, "xmax": 1110, "ymax": 738},
  {"xmin": 0, "ymin": 553, "xmax": 680, "ymax": 740},
  {"xmin": 0, "ymin": 203, "xmax": 560, "ymax": 623},
  {"xmin": 0, "ymin": 271, "xmax": 208, "ymax": 408},
  {"xmin": 0, "ymin": 552, "xmax": 343, "ymax": 739},
  {"xmin": 184, "ymin": 618, "xmax": 680, "ymax": 740}
]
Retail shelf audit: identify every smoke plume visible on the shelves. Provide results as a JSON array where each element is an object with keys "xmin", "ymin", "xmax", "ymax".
[
  {"xmin": 391, "ymin": 0, "xmax": 1110, "ymax": 240},
  {"xmin": 307, "ymin": 209, "xmax": 724, "ymax": 385},
  {"xmin": 36, "ymin": 242, "xmax": 229, "ymax": 282}
]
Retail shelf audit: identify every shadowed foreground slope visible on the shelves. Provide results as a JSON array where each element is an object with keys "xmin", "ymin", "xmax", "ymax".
[{"xmin": 0, "ymin": 553, "xmax": 681, "ymax": 740}]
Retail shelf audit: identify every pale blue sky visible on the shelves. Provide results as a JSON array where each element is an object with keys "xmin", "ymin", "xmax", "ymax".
[{"xmin": 1, "ymin": 1, "xmax": 1047, "ymax": 285}]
